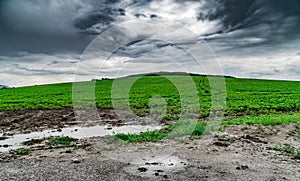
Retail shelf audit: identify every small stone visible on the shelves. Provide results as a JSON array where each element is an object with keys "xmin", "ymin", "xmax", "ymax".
[
  {"xmin": 137, "ymin": 167, "xmax": 148, "ymax": 172},
  {"xmin": 146, "ymin": 162, "xmax": 159, "ymax": 165},
  {"xmin": 236, "ymin": 165, "xmax": 248, "ymax": 170},
  {"xmin": 0, "ymin": 136, "xmax": 8, "ymax": 140},
  {"xmin": 155, "ymin": 173, "xmax": 159, "ymax": 176},
  {"xmin": 71, "ymin": 158, "xmax": 81, "ymax": 164},
  {"xmin": 241, "ymin": 165, "xmax": 249, "ymax": 170}
]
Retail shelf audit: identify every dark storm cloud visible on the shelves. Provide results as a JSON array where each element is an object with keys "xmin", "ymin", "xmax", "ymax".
[
  {"xmin": 1, "ymin": 0, "xmax": 299, "ymax": 57},
  {"xmin": 73, "ymin": 6, "xmax": 126, "ymax": 34},
  {"xmin": 110, "ymin": 39, "xmax": 186, "ymax": 59},
  {"xmin": 1, "ymin": 0, "xmax": 300, "ymax": 86},
  {"xmin": 0, "ymin": 0, "xmax": 96, "ymax": 55},
  {"xmin": 0, "ymin": 0, "xmax": 148, "ymax": 56},
  {"xmin": 201, "ymin": 0, "xmax": 300, "ymax": 48},
  {"xmin": 198, "ymin": 0, "xmax": 258, "ymax": 32}
]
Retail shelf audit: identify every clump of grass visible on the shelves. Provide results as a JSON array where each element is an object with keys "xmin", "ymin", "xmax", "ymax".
[
  {"xmin": 268, "ymin": 144, "xmax": 300, "ymax": 160},
  {"xmin": 192, "ymin": 122, "xmax": 207, "ymax": 136},
  {"xmin": 12, "ymin": 148, "xmax": 31, "ymax": 155},
  {"xmin": 115, "ymin": 130, "xmax": 167, "ymax": 143},
  {"xmin": 50, "ymin": 136, "xmax": 78, "ymax": 146},
  {"xmin": 222, "ymin": 113, "xmax": 300, "ymax": 126},
  {"xmin": 166, "ymin": 120, "xmax": 209, "ymax": 139},
  {"xmin": 293, "ymin": 151, "xmax": 300, "ymax": 159}
]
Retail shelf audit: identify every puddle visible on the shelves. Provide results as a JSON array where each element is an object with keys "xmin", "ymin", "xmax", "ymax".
[
  {"xmin": 0, "ymin": 125, "xmax": 162, "ymax": 152},
  {"xmin": 125, "ymin": 155, "xmax": 187, "ymax": 178}
]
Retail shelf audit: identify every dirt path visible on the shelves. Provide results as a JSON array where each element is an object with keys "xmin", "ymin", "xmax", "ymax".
[{"xmin": 0, "ymin": 109, "xmax": 299, "ymax": 180}]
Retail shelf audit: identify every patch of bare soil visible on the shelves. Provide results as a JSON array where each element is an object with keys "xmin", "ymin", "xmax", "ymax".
[
  {"xmin": 0, "ymin": 121, "xmax": 299, "ymax": 180},
  {"xmin": 0, "ymin": 109, "xmax": 77, "ymax": 135}
]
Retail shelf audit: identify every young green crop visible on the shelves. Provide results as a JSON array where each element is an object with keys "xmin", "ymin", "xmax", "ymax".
[
  {"xmin": 2, "ymin": 75, "xmax": 300, "ymax": 120},
  {"xmin": 222, "ymin": 113, "xmax": 300, "ymax": 126}
]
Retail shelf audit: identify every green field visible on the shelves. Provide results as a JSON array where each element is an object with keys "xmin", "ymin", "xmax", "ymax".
[{"xmin": 1, "ymin": 75, "xmax": 300, "ymax": 121}]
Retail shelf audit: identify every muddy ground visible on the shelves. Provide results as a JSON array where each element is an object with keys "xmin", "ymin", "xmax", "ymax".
[
  {"xmin": 0, "ymin": 108, "xmax": 159, "ymax": 135},
  {"xmin": 0, "ymin": 109, "xmax": 300, "ymax": 180}
]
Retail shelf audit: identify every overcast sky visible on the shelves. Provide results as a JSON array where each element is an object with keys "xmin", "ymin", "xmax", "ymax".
[{"xmin": 1, "ymin": 0, "xmax": 300, "ymax": 87}]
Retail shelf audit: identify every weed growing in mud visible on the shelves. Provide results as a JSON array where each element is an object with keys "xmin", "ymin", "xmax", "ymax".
[
  {"xmin": 50, "ymin": 136, "xmax": 78, "ymax": 146},
  {"xmin": 20, "ymin": 137, "xmax": 90, "ymax": 152},
  {"xmin": 268, "ymin": 145, "xmax": 300, "ymax": 160},
  {"xmin": 12, "ymin": 148, "xmax": 31, "ymax": 155}
]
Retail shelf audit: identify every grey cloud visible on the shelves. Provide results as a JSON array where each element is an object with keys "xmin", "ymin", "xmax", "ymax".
[
  {"xmin": 150, "ymin": 14, "xmax": 158, "ymax": 18},
  {"xmin": 51, "ymin": 61, "xmax": 59, "ymax": 64},
  {"xmin": 74, "ymin": 12, "xmax": 115, "ymax": 30},
  {"xmin": 1, "ymin": 0, "xmax": 299, "ymax": 56},
  {"xmin": 124, "ymin": 57, "xmax": 172, "ymax": 64},
  {"xmin": 248, "ymin": 71, "xmax": 277, "ymax": 77},
  {"xmin": 135, "ymin": 13, "xmax": 147, "ymax": 18},
  {"xmin": 13, "ymin": 65, "xmax": 73, "ymax": 76},
  {"xmin": 73, "ymin": 6, "xmax": 127, "ymax": 33},
  {"xmin": 0, "ymin": 0, "xmax": 94, "ymax": 55},
  {"xmin": 111, "ymin": 39, "xmax": 188, "ymax": 59},
  {"xmin": 155, "ymin": 43, "xmax": 177, "ymax": 49},
  {"xmin": 201, "ymin": 0, "xmax": 300, "ymax": 48},
  {"xmin": 287, "ymin": 60, "xmax": 300, "ymax": 75},
  {"xmin": 199, "ymin": 0, "xmax": 257, "ymax": 32},
  {"xmin": 133, "ymin": 13, "xmax": 157, "ymax": 19},
  {"xmin": 1, "ymin": 0, "xmax": 300, "ymax": 86}
]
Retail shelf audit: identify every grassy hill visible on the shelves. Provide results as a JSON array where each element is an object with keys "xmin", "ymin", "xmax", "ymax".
[{"xmin": 1, "ymin": 75, "xmax": 300, "ymax": 120}]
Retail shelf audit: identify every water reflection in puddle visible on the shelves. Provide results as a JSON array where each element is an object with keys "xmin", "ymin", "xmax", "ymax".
[{"xmin": 0, "ymin": 125, "xmax": 162, "ymax": 152}]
